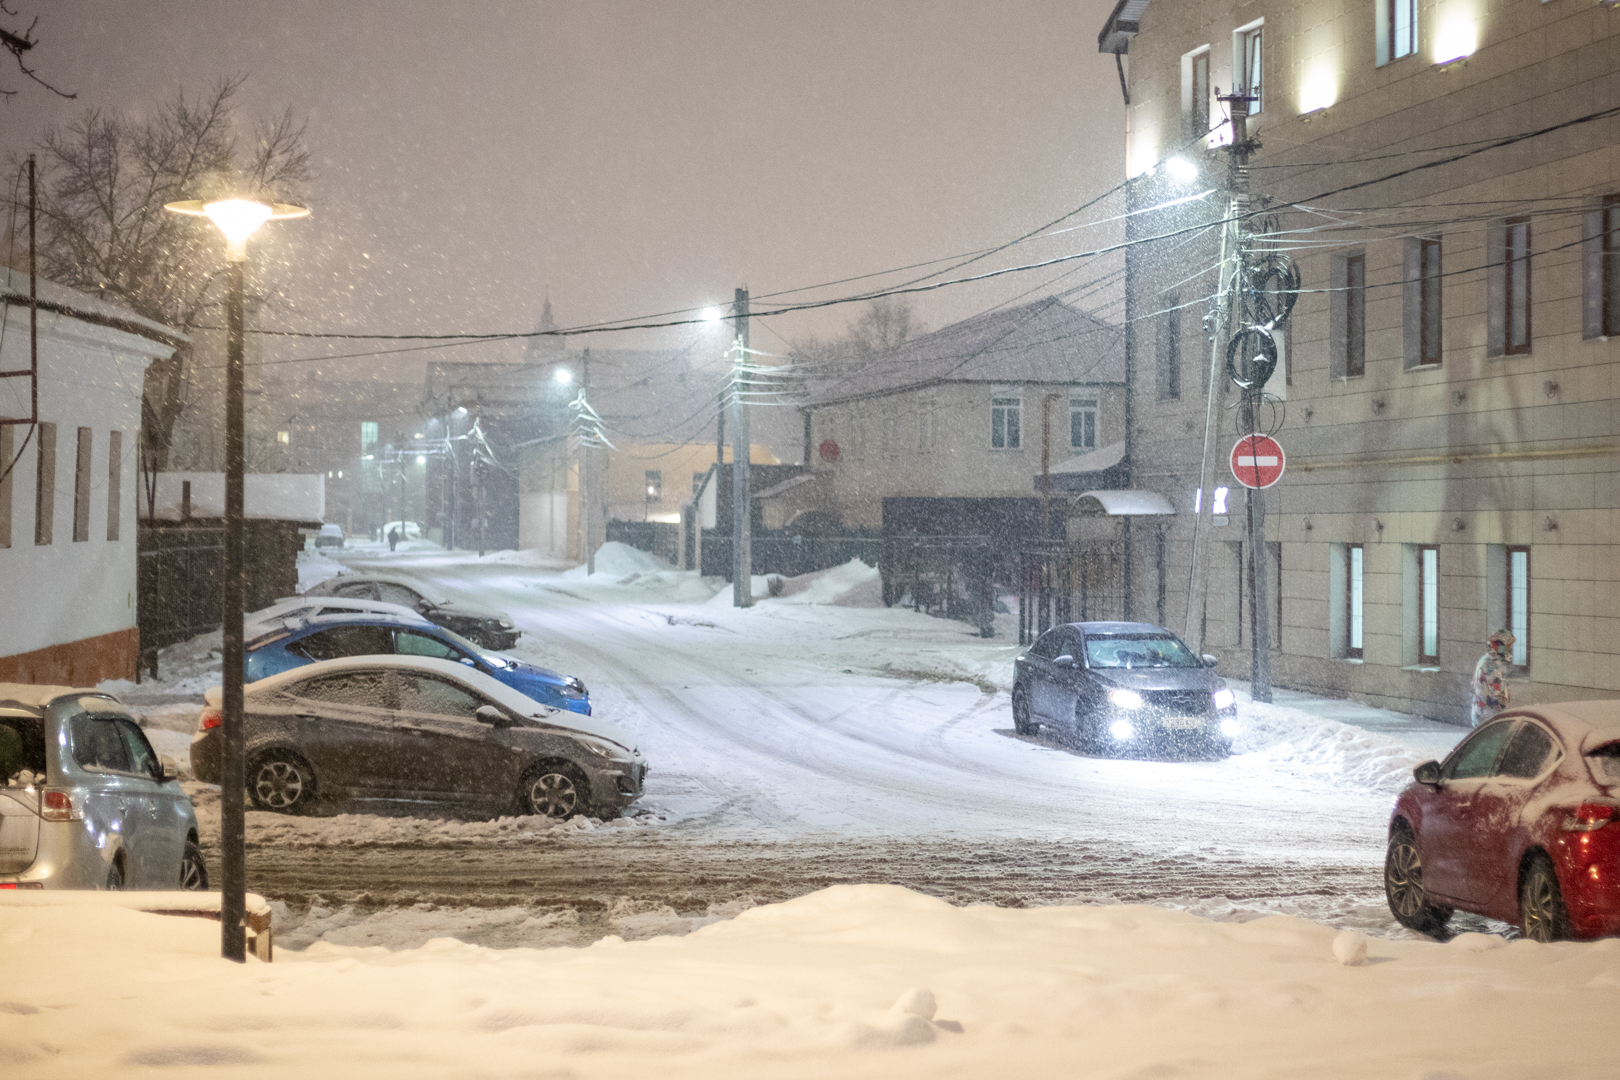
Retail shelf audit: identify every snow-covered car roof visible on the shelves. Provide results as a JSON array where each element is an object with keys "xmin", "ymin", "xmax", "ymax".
[
  {"xmin": 307, "ymin": 574, "xmax": 451, "ymax": 605},
  {"xmin": 0, "ymin": 684, "xmax": 132, "ymax": 717},
  {"xmin": 248, "ymin": 597, "xmax": 430, "ymax": 628},
  {"xmin": 241, "ymin": 656, "xmax": 638, "ymax": 752},
  {"xmin": 1493, "ymin": 702, "xmax": 1620, "ymax": 755}
]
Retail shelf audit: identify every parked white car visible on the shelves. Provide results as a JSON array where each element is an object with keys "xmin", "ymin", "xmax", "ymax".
[
  {"xmin": 315, "ymin": 523, "xmax": 345, "ymax": 549},
  {"xmin": 0, "ymin": 685, "xmax": 205, "ymax": 890}
]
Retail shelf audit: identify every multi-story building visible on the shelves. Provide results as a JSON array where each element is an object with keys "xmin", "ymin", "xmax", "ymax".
[{"xmin": 1100, "ymin": 0, "xmax": 1620, "ymax": 722}]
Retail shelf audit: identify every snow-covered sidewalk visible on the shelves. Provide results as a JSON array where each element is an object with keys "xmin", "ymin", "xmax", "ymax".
[{"xmin": 4, "ymin": 883, "xmax": 1616, "ymax": 1079}]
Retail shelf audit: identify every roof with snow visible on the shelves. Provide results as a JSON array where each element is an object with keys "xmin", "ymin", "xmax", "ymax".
[{"xmin": 804, "ymin": 296, "xmax": 1123, "ymax": 409}]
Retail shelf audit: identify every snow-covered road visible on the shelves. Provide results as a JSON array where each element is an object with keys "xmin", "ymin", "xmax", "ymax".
[{"xmin": 163, "ymin": 542, "xmax": 1469, "ymax": 943}]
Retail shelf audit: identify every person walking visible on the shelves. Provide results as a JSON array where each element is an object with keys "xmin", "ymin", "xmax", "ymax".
[
  {"xmin": 1471, "ymin": 628, "xmax": 1515, "ymax": 727},
  {"xmin": 388, "ymin": 526, "xmax": 399, "ymax": 552}
]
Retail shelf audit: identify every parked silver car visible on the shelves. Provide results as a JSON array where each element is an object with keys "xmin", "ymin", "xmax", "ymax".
[{"xmin": 0, "ymin": 684, "xmax": 206, "ymax": 890}]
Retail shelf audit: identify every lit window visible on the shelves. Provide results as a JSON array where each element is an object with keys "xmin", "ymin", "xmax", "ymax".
[
  {"xmin": 360, "ymin": 421, "xmax": 379, "ymax": 451},
  {"xmin": 1236, "ymin": 23, "xmax": 1263, "ymax": 114},
  {"xmin": 1378, "ymin": 0, "xmax": 1417, "ymax": 64},
  {"xmin": 276, "ymin": 430, "xmax": 290, "ymax": 445},
  {"xmin": 1419, "ymin": 546, "xmax": 1439, "ymax": 665},
  {"xmin": 991, "ymin": 387, "xmax": 1021, "ymax": 449},
  {"xmin": 1346, "ymin": 544, "xmax": 1364, "ymax": 659},
  {"xmin": 1212, "ymin": 486, "xmax": 1229, "ymax": 515},
  {"xmin": 1508, "ymin": 547, "xmax": 1529, "ymax": 667}
]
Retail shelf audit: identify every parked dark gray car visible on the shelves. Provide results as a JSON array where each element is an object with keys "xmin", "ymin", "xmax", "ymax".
[
  {"xmin": 1012, "ymin": 621, "xmax": 1238, "ymax": 757},
  {"xmin": 1, "ymin": 684, "xmax": 205, "ymax": 890},
  {"xmin": 190, "ymin": 656, "xmax": 644, "ymax": 819},
  {"xmin": 303, "ymin": 575, "xmax": 519, "ymax": 649}
]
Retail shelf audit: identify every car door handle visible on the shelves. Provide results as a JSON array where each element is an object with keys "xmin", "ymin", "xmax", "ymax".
[{"xmin": 295, "ymin": 711, "xmax": 321, "ymax": 720}]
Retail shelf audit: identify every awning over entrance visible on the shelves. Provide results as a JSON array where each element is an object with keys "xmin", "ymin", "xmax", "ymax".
[{"xmin": 1073, "ymin": 490, "xmax": 1176, "ymax": 516}]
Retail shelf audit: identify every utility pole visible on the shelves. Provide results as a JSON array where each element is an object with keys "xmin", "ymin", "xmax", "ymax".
[
  {"xmin": 582, "ymin": 348, "xmax": 595, "ymax": 576},
  {"xmin": 731, "ymin": 286, "xmax": 753, "ymax": 608},
  {"xmin": 1225, "ymin": 94, "xmax": 1272, "ymax": 703}
]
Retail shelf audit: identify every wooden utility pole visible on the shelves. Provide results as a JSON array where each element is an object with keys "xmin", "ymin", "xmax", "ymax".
[{"xmin": 731, "ymin": 287, "xmax": 753, "ymax": 607}]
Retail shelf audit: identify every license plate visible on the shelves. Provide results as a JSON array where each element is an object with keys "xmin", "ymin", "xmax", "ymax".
[{"xmin": 1161, "ymin": 716, "xmax": 1205, "ymax": 730}]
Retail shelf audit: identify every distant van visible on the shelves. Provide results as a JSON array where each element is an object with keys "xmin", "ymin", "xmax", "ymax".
[{"xmin": 315, "ymin": 523, "xmax": 345, "ymax": 549}]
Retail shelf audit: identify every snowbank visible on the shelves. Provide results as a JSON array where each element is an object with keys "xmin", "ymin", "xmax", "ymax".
[
  {"xmin": 1230, "ymin": 691, "xmax": 1432, "ymax": 795},
  {"xmin": 4, "ymin": 884, "xmax": 1616, "ymax": 1079},
  {"xmin": 98, "ymin": 629, "xmax": 223, "ymax": 700},
  {"xmin": 767, "ymin": 558, "xmax": 883, "ymax": 607},
  {"xmin": 563, "ymin": 541, "xmax": 674, "ymax": 579}
]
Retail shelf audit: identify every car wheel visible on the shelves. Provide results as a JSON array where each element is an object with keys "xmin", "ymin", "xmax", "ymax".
[
  {"xmin": 1071, "ymin": 700, "xmax": 1102, "ymax": 752},
  {"xmin": 106, "ymin": 857, "xmax": 124, "ymax": 891},
  {"xmin": 249, "ymin": 751, "xmax": 315, "ymax": 814},
  {"xmin": 1012, "ymin": 687, "xmax": 1035, "ymax": 735},
  {"xmin": 1520, "ymin": 854, "xmax": 1573, "ymax": 942},
  {"xmin": 520, "ymin": 764, "xmax": 589, "ymax": 819},
  {"xmin": 1384, "ymin": 825, "xmax": 1452, "ymax": 935},
  {"xmin": 179, "ymin": 840, "xmax": 209, "ymax": 890}
]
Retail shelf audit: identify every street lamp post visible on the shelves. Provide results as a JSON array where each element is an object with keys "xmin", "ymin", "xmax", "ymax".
[{"xmin": 164, "ymin": 196, "xmax": 308, "ymax": 962}]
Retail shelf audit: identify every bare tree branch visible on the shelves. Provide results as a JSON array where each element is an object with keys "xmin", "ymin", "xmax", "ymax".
[{"xmin": 0, "ymin": 4, "xmax": 75, "ymax": 99}]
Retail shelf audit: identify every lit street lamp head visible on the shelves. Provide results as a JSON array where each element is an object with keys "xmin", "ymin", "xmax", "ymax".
[
  {"xmin": 554, "ymin": 367, "xmax": 574, "ymax": 385},
  {"xmin": 700, "ymin": 306, "xmax": 723, "ymax": 324},
  {"xmin": 164, "ymin": 197, "xmax": 310, "ymax": 260}
]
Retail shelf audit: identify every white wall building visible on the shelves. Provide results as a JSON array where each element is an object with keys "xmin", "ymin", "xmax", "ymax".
[{"xmin": 0, "ymin": 270, "xmax": 181, "ymax": 685}]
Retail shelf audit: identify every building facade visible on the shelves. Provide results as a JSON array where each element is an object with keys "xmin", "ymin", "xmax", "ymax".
[
  {"xmin": 0, "ymin": 271, "xmax": 181, "ymax": 684},
  {"xmin": 1101, "ymin": 0, "xmax": 1620, "ymax": 722}
]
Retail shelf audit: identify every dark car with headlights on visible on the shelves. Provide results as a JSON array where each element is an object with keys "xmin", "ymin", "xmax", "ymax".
[
  {"xmin": 1012, "ymin": 621, "xmax": 1237, "ymax": 757},
  {"xmin": 1385, "ymin": 702, "xmax": 1620, "ymax": 941},
  {"xmin": 191, "ymin": 656, "xmax": 644, "ymax": 819},
  {"xmin": 303, "ymin": 574, "xmax": 519, "ymax": 649},
  {"xmin": 245, "ymin": 611, "xmax": 590, "ymax": 715}
]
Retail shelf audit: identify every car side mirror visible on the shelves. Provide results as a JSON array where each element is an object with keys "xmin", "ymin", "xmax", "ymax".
[
  {"xmin": 1202, "ymin": 654, "xmax": 1219, "ymax": 668},
  {"xmin": 474, "ymin": 704, "xmax": 510, "ymax": 727},
  {"xmin": 1414, "ymin": 760, "xmax": 1442, "ymax": 786},
  {"xmin": 1054, "ymin": 654, "xmax": 1080, "ymax": 669},
  {"xmin": 158, "ymin": 755, "xmax": 181, "ymax": 783}
]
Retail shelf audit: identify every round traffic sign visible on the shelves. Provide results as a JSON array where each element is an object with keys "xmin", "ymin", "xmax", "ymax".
[
  {"xmin": 1230, "ymin": 433, "xmax": 1285, "ymax": 489},
  {"xmin": 818, "ymin": 439, "xmax": 841, "ymax": 463}
]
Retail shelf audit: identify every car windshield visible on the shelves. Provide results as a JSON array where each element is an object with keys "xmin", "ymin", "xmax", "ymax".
[
  {"xmin": 431, "ymin": 624, "xmax": 510, "ymax": 667},
  {"xmin": 1083, "ymin": 634, "xmax": 1202, "ymax": 669}
]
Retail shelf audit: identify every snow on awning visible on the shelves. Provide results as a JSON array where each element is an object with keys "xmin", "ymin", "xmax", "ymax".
[
  {"xmin": 1073, "ymin": 490, "xmax": 1175, "ymax": 516},
  {"xmin": 753, "ymin": 474, "xmax": 816, "ymax": 500},
  {"xmin": 1050, "ymin": 441, "xmax": 1126, "ymax": 475}
]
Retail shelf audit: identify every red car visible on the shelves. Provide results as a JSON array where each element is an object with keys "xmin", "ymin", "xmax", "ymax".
[{"xmin": 1386, "ymin": 702, "xmax": 1620, "ymax": 941}]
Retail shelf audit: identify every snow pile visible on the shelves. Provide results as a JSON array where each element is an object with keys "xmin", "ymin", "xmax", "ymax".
[
  {"xmin": 98, "ymin": 629, "xmax": 223, "ymax": 699},
  {"xmin": 185, "ymin": 787, "xmax": 658, "ymax": 849},
  {"xmin": 768, "ymin": 558, "xmax": 884, "ymax": 607},
  {"xmin": 4, "ymin": 884, "xmax": 1617, "ymax": 1078},
  {"xmin": 470, "ymin": 548, "xmax": 572, "ymax": 570},
  {"xmin": 562, "ymin": 541, "xmax": 673, "ymax": 579},
  {"xmin": 270, "ymin": 896, "xmax": 759, "ymax": 951},
  {"xmin": 297, "ymin": 548, "xmax": 346, "ymax": 593},
  {"xmin": 1232, "ymin": 694, "xmax": 1430, "ymax": 794}
]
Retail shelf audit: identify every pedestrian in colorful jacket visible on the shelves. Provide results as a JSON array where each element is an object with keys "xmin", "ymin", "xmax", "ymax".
[{"xmin": 1471, "ymin": 629, "xmax": 1515, "ymax": 727}]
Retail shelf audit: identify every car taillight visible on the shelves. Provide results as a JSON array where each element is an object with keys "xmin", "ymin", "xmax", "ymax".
[
  {"xmin": 199, "ymin": 707, "xmax": 223, "ymax": 731},
  {"xmin": 41, "ymin": 789, "xmax": 82, "ymax": 822},
  {"xmin": 0, "ymin": 882, "xmax": 44, "ymax": 890},
  {"xmin": 1564, "ymin": 803, "xmax": 1617, "ymax": 832}
]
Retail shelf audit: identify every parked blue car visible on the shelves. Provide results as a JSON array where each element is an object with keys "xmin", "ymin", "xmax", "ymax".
[{"xmin": 244, "ymin": 613, "xmax": 592, "ymax": 715}]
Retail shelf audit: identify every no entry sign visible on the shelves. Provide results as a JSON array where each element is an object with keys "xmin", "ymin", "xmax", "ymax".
[{"xmin": 1230, "ymin": 433, "xmax": 1285, "ymax": 489}]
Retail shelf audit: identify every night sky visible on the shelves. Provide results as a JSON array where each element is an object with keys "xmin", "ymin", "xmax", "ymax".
[{"xmin": 1, "ymin": 1, "xmax": 1124, "ymax": 376}]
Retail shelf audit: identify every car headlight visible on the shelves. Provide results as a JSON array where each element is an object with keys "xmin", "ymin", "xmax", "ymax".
[
  {"xmin": 1109, "ymin": 719, "xmax": 1136, "ymax": 740},
  {"xmin": 1107, "ymin": 688, "xmax": 1144, "ymax": 710},
  {"xmin": 1213, "ymin": 688, "xmax": 1236, "ymax": 710},
  {"xmin": 576, "ymin": 736, "xmax": 629, "ymax": 762},
  {"xmin": 499, "ymin": 617, "xmax": 513, "ymax": 629},
  {"xmin": 560, "ymin": 677, "xmax": 588, "ymax": 700},
  {"xmin": 1220, "ymin": 718, "xmax": 1241, "ymax": 737}
]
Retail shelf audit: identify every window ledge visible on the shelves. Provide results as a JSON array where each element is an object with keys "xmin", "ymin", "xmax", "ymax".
[
  {"xmin": 1402, "ymin": 664, "xmax": 1443, "ymax": 674},
  {"xmin": 1339, "ymin": 657, "xmax": 1364, "ymax": 664}
]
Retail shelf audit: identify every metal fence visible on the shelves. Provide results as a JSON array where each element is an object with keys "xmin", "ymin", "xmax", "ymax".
[
  {"xmin": 701, "ymin": 533, "xmax": 883, "ymax": 581},
  {"xmin": 879, "ymin": 535, "xmax": 996, "ymax": 636},
  {"xmin": 1017, "ymin": 540, "xmax": 1128, "ymax": 645},
  {"xmin": 136, "ymin": 523, "xmax": 225, "ymax": 672}
]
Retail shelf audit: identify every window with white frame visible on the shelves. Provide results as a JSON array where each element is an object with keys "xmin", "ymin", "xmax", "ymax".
[
  {"xmin": 1507, "ymin": 546, "xmax": 1529, "ymax": 667},
  {"xmin": 990, "ymin": 386, "xmax": 1021, "ymax": 450},
  {"xmin": 1418, "ymin": 545, "xmax": 1439, "ymax": 665},
  {"xmin": 916, "ymin": 397, "xmax": 937, "ymax": 453},
  {"xmin": 1235, "ymin": 22, "xmax": 1263, "ymax": 114},
  {"xmin": 1377, "ymin": 0, "xmax": 1417, "ymax": 65},
  {"xmin": 1069, "ymin": 390, "xmax": 1097, "ymax": 451},
  {"xmin": 1182, "ymin": 47, "xmax": 1211, "ymax": 138},
  {"xmin": 1346, "ymin": 544, "xmax": 1364, "ymax": 659}
]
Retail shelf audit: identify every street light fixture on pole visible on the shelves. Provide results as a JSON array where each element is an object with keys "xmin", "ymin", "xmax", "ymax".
[{"xmin": 164, "ymin": 195, "xmax": 308, "ymax": 962}]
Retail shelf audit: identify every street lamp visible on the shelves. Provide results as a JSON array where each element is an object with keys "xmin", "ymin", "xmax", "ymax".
[{"xmin": 164, "ymin": 195, "xmax": 308, "ymax": 964}]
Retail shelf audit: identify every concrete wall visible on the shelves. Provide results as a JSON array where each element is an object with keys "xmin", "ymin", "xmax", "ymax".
[
  {"xmin": 0, "ymin": 279, "xmax": 176, "ymax": 684},
  {"xmin": 1115, "ymin": 0, "xmax": 1620, "ymax": 722}
]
